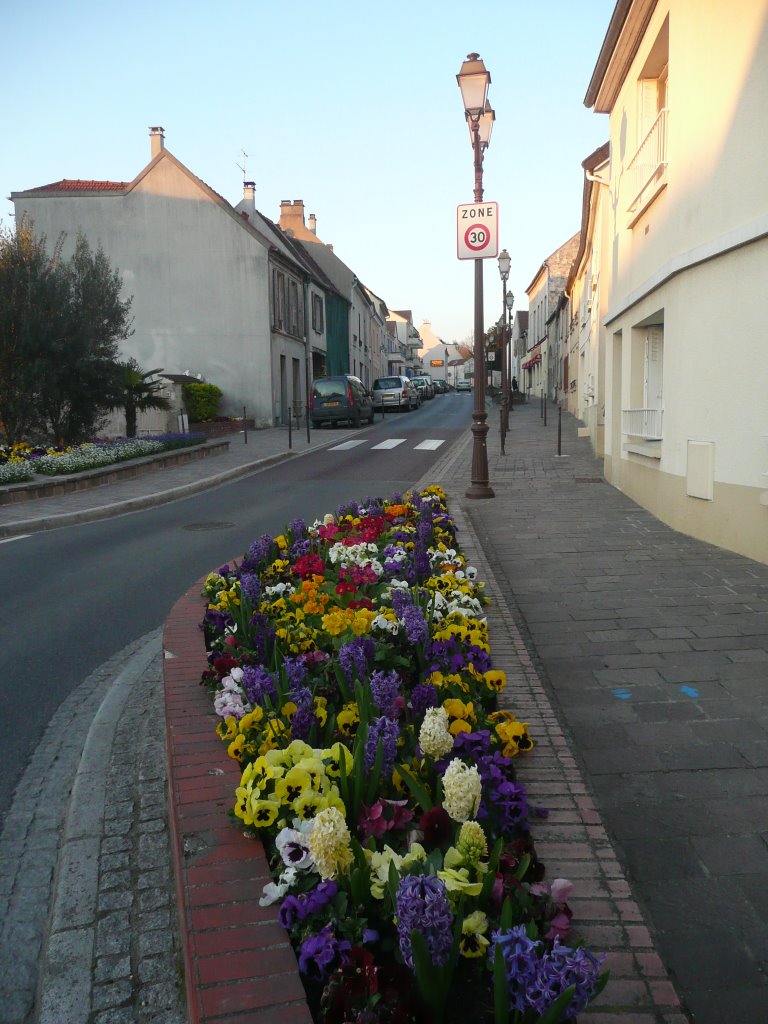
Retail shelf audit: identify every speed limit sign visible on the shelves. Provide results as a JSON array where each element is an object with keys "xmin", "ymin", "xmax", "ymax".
[{"xmin": 457, "ymin": 202, "xmax": 499, "ymax": 260}]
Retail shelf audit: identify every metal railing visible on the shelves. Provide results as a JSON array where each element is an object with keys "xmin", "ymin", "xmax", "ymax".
[
  {"xmin": 627, "ymin": 108, "xmax": 668, "ymax": 213},
  {"xmin": 622, "ymin": 407, "xmax": 663, "ymax": 439}
]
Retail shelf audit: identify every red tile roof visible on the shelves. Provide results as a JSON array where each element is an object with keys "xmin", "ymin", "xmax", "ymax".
[{"xmin": 26, "ymin": 179, "xmax": 129, "ymax": 193}]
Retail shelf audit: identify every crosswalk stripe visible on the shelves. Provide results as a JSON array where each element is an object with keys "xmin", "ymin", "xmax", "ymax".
[
  {"xmin": 414, "ymin": 440, "xmax": 446, "ymax": 451},
  {"xmin": 371, "ymin": 439, "xmax": 407, "ymax": 450},
  {"xmin": 328, "ymin": 440, "xmax": 368, "ymax": 450}
]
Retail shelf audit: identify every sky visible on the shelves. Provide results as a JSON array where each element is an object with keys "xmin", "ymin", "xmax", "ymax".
[{"xmin": 1, "ymin": 0, "xmax": 617, "ymax": 347}]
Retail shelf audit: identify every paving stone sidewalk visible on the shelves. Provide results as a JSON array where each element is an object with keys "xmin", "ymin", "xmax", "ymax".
[{"xmin": 454, "ymin": 400, "xmax": 768, "ymax": 1024}]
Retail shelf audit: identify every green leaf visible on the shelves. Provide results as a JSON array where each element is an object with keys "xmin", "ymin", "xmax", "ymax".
[
  {"xmin": 395, "ymin": 763, "xmax": 433, "ymax": 813},
  {"xmin": 500, "ymin": 896, "xmax": 515, "ymax": 930},
  {"xmin": 513, "ymin": 853, "xmax": 531, "ymax": 880},
  {"xmin": 493, "ymin": 941, "xmax": 510, "ymax": 1024}
]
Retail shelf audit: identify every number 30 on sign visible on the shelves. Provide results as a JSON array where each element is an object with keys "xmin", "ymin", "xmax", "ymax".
[{"xmin": 456, "ymin": 202, "xmax": 499, "ymax": 260}]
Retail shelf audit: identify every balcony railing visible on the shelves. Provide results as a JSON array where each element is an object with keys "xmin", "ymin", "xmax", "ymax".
[
  {"xmin": 622, "ymin": 408, "xmax": 663, "ymax": 439},
  {"xmin": 627, "ymin": 108, "xmax": 668, "ymax": 214}
]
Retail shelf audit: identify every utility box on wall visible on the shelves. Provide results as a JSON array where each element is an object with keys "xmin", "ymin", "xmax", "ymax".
[{"xmin": 687, "ymin": 440, "xmax": 715, "ymax": 501}]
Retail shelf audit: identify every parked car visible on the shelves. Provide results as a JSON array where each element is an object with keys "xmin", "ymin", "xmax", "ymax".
[
  {"xmin": 310, "ymin": 375, "xmax": 374, "ymax": 428},
  {"xmin": 372, "ymin": 375, "xmax": 419, "ymax": 412},
  {"xmin": 456, "ymin": 379, "xmax": 472, "ymax": 392},
  {"xmin": 411, "ymin": 375, "xmax": 435, "ymax": 400},
  {"xmin": 432, "ymin": 379, "xmax": 449, "ymax": 394}
]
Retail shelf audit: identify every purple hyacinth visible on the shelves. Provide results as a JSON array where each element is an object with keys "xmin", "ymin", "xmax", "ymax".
[
  {"xmin": 298, "ymin": 923, "xmax": 351, "ymax": 980},
  {"xmin": 246, "ymin": 534, "xmax": 274, "ymax": 567},
  {"xmin": 409, "ymin": 683, "xmax": 439, "ymax": 719},
  {"xmin": 402, "ymin": 604, "xmax": 429, "ymax": 645},
  {"xmin": 490, "ymin": 928, "xmax": 605, "ymax": 1020},
  {"xmin": 490, "ymin": 926, "xmax": 542, "ymax": 1015},
  {"xmin": 242, "ymin": 665, "xmax": 277, "ymax": 707},
  {"xmin": 283, "ymin": 656, "xmax": 308, "ymax": 689},
  {"xmin": 390, "ymin": 588, "xmax": 413, "ymax": 618},
  {"xmin": 396, "ymin": 875, "xmax": 453, "ymax": 969},
  {"xmin": 240, "ymin": 572, "xmax": 261, "ymax": 604},
  {"xmin": 364, "ymin": 716, "xmax": 399, "ymax": 775},
  {"xmin": 370, "ymin": 669, "xmax": 401, "ymax": 719},
  {"xmin": 289, "ymin": 686, "xmax": 315, "ymax": 742},
  {"xmin": 338, "ymin": 636, "xmax": 375, "ymax": 683}
]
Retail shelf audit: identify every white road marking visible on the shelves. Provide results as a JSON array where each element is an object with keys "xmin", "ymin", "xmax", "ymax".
[
  {"xmin": 328, "ymin": 440, "xmax": 368, "ymax": 451},
  {"xmin": 0, "ymin": 534, "xmax": 30, "ymax": 543},
  {"xmin": 371, "ymin": 439, "xmax": 407, "ymax": 450},
  {"xmin": 414, "ymin": 440, "xmax": 446, "ymax": 451}
]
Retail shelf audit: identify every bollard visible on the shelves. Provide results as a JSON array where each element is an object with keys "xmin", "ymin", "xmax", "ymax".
[
  {"xmin": 306, "ymin": 403, "xmax": 310, "ymax": 443},
  {"xmin": 243, "ymin": 406, "xmax": 248, "ymax": 444},
  {"xmin": 500, "ymin": 405, "xmax": 505, "ymax": 456},
  {"xmin": 544, "ymin": 396, "xmax": 547, "ymax": 427},
  {"xmin": 558, "ymin": 404, "xmax": 562, "ymax": 455},
  {"xmin": 288, "ymin": 406, "xmax": 292, "ymax": 450},
  {"xmin": 540, "ymin": 389, "xmax": 544, "ymax": 418}
]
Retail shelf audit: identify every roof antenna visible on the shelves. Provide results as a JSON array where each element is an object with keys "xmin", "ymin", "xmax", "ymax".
[{"xmin": 236, "ymin": 149, "xmax": 248, "ymax": 182}]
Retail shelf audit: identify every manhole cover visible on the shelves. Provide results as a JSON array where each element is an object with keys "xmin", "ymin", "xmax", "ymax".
[{"xmin": 182, "ymin": 521, "xmax": 235, "ymax": 531}]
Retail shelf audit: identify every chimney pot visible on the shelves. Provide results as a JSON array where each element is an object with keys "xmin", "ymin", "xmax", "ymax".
[
  {"xmin": 149, "ymin": 126, "xmax": 165, "ymax": 159},
  {"xmin": 308, "ymin": 214, "xmax": 317, "ymax": 234}
]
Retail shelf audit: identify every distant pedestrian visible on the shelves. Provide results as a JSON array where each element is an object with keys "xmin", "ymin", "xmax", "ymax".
[{"xmin": 511, "ymin": 376, "xmax": 518, "ymax": 392}]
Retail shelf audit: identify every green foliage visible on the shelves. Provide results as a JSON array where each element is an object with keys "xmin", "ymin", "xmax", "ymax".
[
  {"xmin": 112, "ymin": 358, "xmax": 171, "ymax": 437},
  {"xmin": 0, "ymin": 218, "xmax": 133, "ymax": 445},
  {"xmin": 182, "ymin": 382, "xmax": 222, "ymax": 422}
]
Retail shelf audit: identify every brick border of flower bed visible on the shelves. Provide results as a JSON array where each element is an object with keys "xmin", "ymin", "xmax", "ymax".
[
  {"xmin": 162, "ymin": 502, "xmax": 691, "ymax": 1024},
  {"xmin": 0, "ymin": 440, "xmax": 228, "ymax": 506},
  {"xmin": 163, "ymin": 583, "xmax": 313, "ymax": 1024}
]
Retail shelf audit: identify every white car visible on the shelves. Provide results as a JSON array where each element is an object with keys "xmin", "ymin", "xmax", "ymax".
[{"xmin": 456, "ymin": 380, "xmax": 472, "ymax": 392}]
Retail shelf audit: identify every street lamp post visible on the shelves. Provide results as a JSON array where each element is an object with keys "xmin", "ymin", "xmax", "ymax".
[
  {"xmin": 457, "ymin": 53, "xmax": 495, "ymax": 499},
  {"xmin": 497, "ymin": 249, "xmax": 511, "ymax": 436},
  {"xmin": 505, "ymin": 288, "xmax": 514, "ymax": 426}
]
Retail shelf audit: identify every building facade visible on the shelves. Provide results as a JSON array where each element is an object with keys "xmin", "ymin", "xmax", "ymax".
[{"xmin": 585, "ymin": 0, "xmax": 768, "ymax": 563}]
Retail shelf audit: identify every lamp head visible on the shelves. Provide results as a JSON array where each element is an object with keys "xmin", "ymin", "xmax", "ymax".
[
  {"xmin": 498, "ymin": 248, "xmax": 511, "ymax": 279},
  {"xmin": 457, "ymin": 52, "xmax": 491, "ymax": 117}
]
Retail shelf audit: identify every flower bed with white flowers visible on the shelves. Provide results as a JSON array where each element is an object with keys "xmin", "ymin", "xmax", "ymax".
[{"xmin": 200, "ymin": 485, "xmax": 609, "ymax": 1023}]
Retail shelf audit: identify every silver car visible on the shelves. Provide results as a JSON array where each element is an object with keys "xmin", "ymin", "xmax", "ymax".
[{"xmin": 372, "ymin": 375, "xmax": 419, "ymax": 412}]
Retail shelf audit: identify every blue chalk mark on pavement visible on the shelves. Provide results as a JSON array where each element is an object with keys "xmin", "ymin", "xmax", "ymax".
[
  {"xmin": 679, "ymin": 685, "xmax": 699, "ymax": 698},
  {"xmin": 612, "ymin": 688, "xmax": 633, "ymax": 700}
]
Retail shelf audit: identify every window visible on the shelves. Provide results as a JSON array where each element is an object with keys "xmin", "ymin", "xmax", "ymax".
[
  {"xmin": 312, "ymin": 294, "xmax": 324, "ymax": 333},
  {"xmin": 628, "ymin": 16, "xmax": 669, "ymax": 218},
  {"xmin": 272, "ymin": 270, "xmax": 286, "ymax": 330},
  {"xmin": 623, "ymin": 324, "xmax": 664, "ymax": 439},
  {"xmin": 289, "ymin": 281, "xmax": 299, "ymax": 336}
]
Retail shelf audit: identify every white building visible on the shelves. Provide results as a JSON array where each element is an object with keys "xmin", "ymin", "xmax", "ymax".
[{"xmin": 586, "ymin": 0, "xmax": 768, "ymax": 564}]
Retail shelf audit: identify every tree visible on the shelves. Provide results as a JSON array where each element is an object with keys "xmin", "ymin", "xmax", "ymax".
[
  {"xmin": 35, "ymin": 232, "xmax": 133, "ymax": 444},
  {"xmin": 112, "ymin": 359, "xmax": 171, "ymax": 437},
  {"xmin": 0, "ymin": 219, "xmax": 133, "ymax": 445},
  {"xmin": 0, "ymin": 220, "xmax": 65, "ymax": 443}
]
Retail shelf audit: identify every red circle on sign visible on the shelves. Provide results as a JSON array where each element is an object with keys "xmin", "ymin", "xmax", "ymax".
[{"xmin": 464, "ymin": 224, "xmax": 490, "ymax": 251}]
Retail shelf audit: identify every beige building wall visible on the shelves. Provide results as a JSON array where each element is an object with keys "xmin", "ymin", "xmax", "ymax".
[
  {"xmin": 14, "ymin": 154, "xmax": 275, "ymax": 426},
  {"xmin": 595, "ymin": 0, "xmax": 768, "ymax": 563}
]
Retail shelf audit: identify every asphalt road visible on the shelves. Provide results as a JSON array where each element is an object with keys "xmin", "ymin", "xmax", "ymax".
[{"xmin": 0, "ymin": 393, "xmax": 471, "ymax": 825}]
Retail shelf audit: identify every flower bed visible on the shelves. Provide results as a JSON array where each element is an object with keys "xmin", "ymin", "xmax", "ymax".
[
  {"xmin": 200, "ymin": 486, "xmax": 608, "ymax": 1023},
  {"xmin": 0, "ymin": 433, "xmax": 206, "ymax": 481}
]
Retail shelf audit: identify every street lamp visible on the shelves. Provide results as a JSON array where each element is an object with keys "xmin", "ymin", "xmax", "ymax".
[
  {"xmin": 497, "ymin": 249, "xmax": 511, "ymax": 435},
  {"xmin": 505, "ymin": 289, "xmax": 515, "ymax": 424},
  {"xmin": 457, "ymin": 52, "xmax": 494, "ymax": 499}
]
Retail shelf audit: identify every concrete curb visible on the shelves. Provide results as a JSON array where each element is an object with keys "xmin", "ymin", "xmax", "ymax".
[
  {"xmin": 0, "ymin": 452, "xmax": 298, "ymax": 539},
  {"xmin": 37, "ymin": 632, "xmax": 162, "ymax": 1024}
]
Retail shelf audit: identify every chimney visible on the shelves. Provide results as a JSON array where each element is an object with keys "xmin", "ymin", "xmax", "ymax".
[
  {"xmin": 149, "ymin": 126, "xmax": 165, "ymax": 158},
  {"xmin": 308, "ymin": 213, "xmax": 317, "ymax": 234},
  {"xmin": 277, "ymin": 199, "xmax": 307, "ymax": 237},
  {"xmin": 242, "ymin": 181, "xmax": 256, "ymax": 219}
]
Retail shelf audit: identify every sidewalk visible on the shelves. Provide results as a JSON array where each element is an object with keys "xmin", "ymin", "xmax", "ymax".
[
  {"xmin": 0, "ymin": 425, "xmax": 335, "ymax": 538},
  {"xmin": 2, "ymin": 406, "xmax": 766, "ymax": 1022}
]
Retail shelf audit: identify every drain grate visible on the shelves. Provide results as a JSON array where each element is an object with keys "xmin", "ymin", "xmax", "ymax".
[
  {"xmin": 574, "ymin": 477, "xmax": 604, "ymax": 484},
  {"xmin": 182, "ymin": 521, "xmax": 235, "ymax": 531}
]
